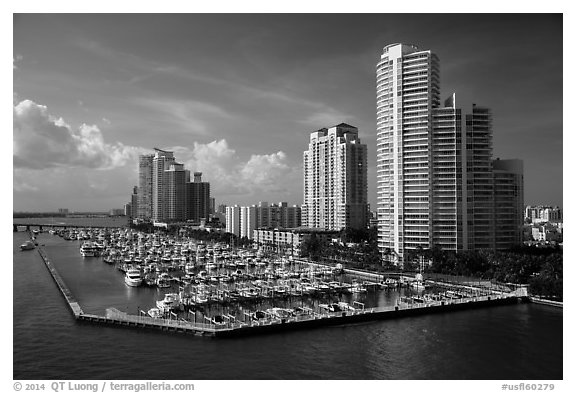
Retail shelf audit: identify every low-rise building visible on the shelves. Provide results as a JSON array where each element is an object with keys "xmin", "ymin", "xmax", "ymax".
[{"xmin": 253, "ymin": 227, "xmax": 340, "ymax": 256}]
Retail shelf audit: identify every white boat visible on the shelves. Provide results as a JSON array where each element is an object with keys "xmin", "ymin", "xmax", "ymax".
[
  {"xmin": 350, "ymin": 283, "xmax": 367, "ymax": 293},
  {"xmin": 80, "ymin": 241, "xmax": 103, "ymax": 257},
  {"xmin": 147, "ymin": 308, "xmax": 162, "ymax": 318},
  {"xmin": 410, "ymin": 280, "xmax": 428, "ymax": 291},
  {"xmin": 124, "ymin": 268, "xmax": 143, "ymax": 287},
  {"xmin": 156, "ymin": 273, "xmax": 171, "ymax": 288},
  {"xmin": 156, "ymin": 293, "xmax": 181, "ymax": 312},
  {"xmin": 20, "ymin": 240, "xmax": 35, "ymax": 251},
  {"xmin": 338, "ymin": 302, "xmax": 356, "ymax": 311}
]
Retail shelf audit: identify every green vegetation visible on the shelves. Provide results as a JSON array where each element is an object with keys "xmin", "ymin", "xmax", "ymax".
[{"xmin": 300, "ymin": 230, "xmax": 563, "ymax": 300}]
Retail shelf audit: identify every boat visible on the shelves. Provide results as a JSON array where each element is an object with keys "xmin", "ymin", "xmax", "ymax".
[
  {"xmin": 80, "ymin": 241, "xmax": 103, "ymax": 257},
  {"xmin": 350, "ymin": 282, "xmax": 367, "ymax": 293},
  {"xmin": 156, "ymin": 273, "xmax": 171, "ymax": 288},
  {"xmin": 338, "ymin": 302, "xmax": 356, "ymax": 311},
  {"xmin": 147, "ymin": 308, "xmax": 162, "ymax": 318},
  {"xmin": 156, "ymin": 293, "xmax": 181, "ymax": 313},
  {"xmin": 20, "ymin": 240, "xmax": 35, "ymax": 251},
  {"xmin": 319, "ymin": 303, "xmax": 343, "ymax": 312},
  {"xmin": 267, "ymin": 308, "xmax": 292, "ymax": 319},
  {"xmin": 124, "ymin": 268, "xmax": 143, "ymax": 287}
]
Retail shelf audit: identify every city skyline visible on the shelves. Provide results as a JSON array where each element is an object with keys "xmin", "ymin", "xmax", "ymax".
[{"xmin": 13, "ymin": 14, "xmax": 562, "ymax": 212}]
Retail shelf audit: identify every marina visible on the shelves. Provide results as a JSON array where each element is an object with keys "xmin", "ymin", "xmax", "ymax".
[
  {"xmin": 13, "ymin": 228, "xmax": 563, "ymax": 380},
  {"xmin": 30, "ymin": 226, "xmax": 530, "ymax": 338}
]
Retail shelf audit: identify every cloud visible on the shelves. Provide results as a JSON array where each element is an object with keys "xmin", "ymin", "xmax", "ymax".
[
  {"xmin": 173, "ymin": 139, "xmax": 296, "ymax": 198},
  {"xmin": 135, "ymin": 98, "xmax": 230, "ymax": 136},
  {"xmin": 241, "ymin": 151, "xmax": 292, "ymax": 190},
  {"xmin": 13, "ymin": 99, "xmax": 140, "ymax": 170}
]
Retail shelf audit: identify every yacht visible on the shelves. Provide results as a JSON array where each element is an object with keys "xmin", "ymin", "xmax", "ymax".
[
  {"xmin": 124, "ymin": 268, "xmax": 143, "ymax": 287},
  {"xmin": 156, "ymin": 293, "xmax": 181, "ymax": 313},
  {"xmin": 147, "ymin": 308, "xmax": 162, "ymax": 318},
  {"xmin": 410, "ymin": 280, "xmax": 428, "ymax": 291},
  {"xmin": 156, "ymin": 273, "xmax": 171, "ymax": 288},
  {"xmin": 80, "ymin": 241, "xmax": 103, "ymax": 257}
]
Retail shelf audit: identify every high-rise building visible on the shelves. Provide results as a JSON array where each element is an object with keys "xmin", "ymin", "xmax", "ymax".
[
  {"xmin": 225, "ymin": 205, "xmax": 241, "ymax": 236},
  {"xmin": 209, "ymin": 197, "xmax": 216, "ymax": 215},
  {"xmin": 240, "ymin": 205, "xmax": 257, "ymax": 239},
  {"xmin": 466, "ymin": 105, "xmax": 495, "ymax": 250},
  {"xmin": 152, "ymin": 148, "xmax": 175, "ymax": 222},
  {"xmin": 279, "ymin": 203, "xmax": 302, "ymax": 228},
  {"xmin": 302, "ymin": 123, "xmax": 368, "ymax": 231},
  {"xmin": 124, "ymin": 203, "xmax": 132, "ymax": 217},
  {"xmin": 493, "ymin": 159, "xmax": 524, "ymax": 249},
  {"xmin": 130, "ymin": 186, "xmax": 138, "ymax": 219},
  {"xmin": 165, "ymin": 163, "xmax": 187, "ymax": 222},
  {"xmin": 186, "ymin": 172, "xmax": 211, "ymax": 222},
  {"xmin": 376, "ymin": 43, "xmax": 523, "ymax": 262},
  {"xmin": 137, "ymin": 154, "xmax": 154, "ymax": 219},
  {"xmin": 376, "ymin": 43, "xmax": 441, "ymax": 260},
  {"xmin": 138, "ymin": 149, "xmax": 212, "ymax": 223}
]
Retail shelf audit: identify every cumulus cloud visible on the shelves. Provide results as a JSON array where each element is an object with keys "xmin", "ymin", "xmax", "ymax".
[
  {"xmin": 241, "ymin": 151, "xmax": 291, "ymax": 190},
  {"xmin": 13, "ymin": 99, "xmax": 140, "ymax": 170},
  {"xmin": 173, "ymin": 139, "xmax": 295, "ymax": 197}
]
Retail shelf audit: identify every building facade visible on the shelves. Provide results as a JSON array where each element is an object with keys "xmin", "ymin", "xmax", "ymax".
[
  {"xmin": 165, "ymin": 163, "xmax": 187, "ymax": 222},
  {"xmin": 225, "ymin": 205, "xmax": 241, "ymax": 236},
  {"xmin": 493, "ymin": 159, "xmax": 524, "ymax": 249},
  {"xmin": 130, "ymin": 186, "xmax": 138, "ymax": 220},
  {"xmin": 525, "ymin": 205, "xmax": 562, "ymax": 223},
  {"xmin": 302, "ymin": 123, "xmax": 368, "ymax": 231},
  {"xmin": 186, "ymin": 172, "xmax": 211, "ymax": 222},
  {"xmin": 137, "ymin": 154, "xmax": 154, "ymax": 219},
  {"xmin": 376, "ymin": 43, "xmax": 524, "ymax": 262},
  {"xmin": 376, "ymin": 43, "xmax": 441, "ymax": 260},
  {"xmin": 253, "ymin": 227, "xmax": 340, "ymax": 256},
  {"xmin": 137, "ymin": 149, "xmax": 212, "ymax": 223},
  {"xmin": 240, "ymin": 205, "xmax": 257, "ymax": 239},
  {"xmin": 225, "ymin": 202, "xmax": 302, "ymax": 239},
  {"xmin": 152, "ymin": 148, "xmax": 175, "ymax": 222}
]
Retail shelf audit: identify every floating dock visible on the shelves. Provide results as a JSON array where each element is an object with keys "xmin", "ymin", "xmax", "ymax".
[{"xmin": 37, "ymin": 247, "xmax": 530, "ymax": 339}]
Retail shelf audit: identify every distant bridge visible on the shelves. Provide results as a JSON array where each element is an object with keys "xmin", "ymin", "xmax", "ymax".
[{"xmin": 13, "ymin": 223, "xmax": 121, "ymax": 232}]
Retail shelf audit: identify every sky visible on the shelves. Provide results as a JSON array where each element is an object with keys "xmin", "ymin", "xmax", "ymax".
[{"xmin": 12, "ymin": 13, "xmax": 563, "ymax": 212}]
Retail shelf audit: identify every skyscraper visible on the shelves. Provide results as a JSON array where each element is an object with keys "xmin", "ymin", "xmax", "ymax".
[
  {"xmin": 376, "ymin": 43, "xmax": 441, "ymax": 261},
  {"xmin": 130, "ymin": 186, "xmax": 138, "ymax": 220},
  {"xmin": 152, "ymin": 148, "xmax": 175, "ymax": 222},
  {"xmin": 376, "ymin": 43, "xmax": 523, "ymax": 262},
  {"xmin": 137, "ymin": 154, "xmax": 153, "ymax": 219},
  {"xmin": 493, "ymin": 159, "xmax": 524, "ymax": 249},
  {"xmin": 240, "ymin": 205, "xmax": 257, "ymax": 239},
  {"xmin": 186, "ymin": 172, "xmax": 210, "ymax": 222},
  {"xmin": 225, "ymin": 205, "xmax": 241, "ymax": 236},
  {"xmin": 165, "ymin": 163, "xmax": 187, "ymax": 222},
  {"xmin": 302, "ymin": 123, "xmax": 368, "ymax": 231}
]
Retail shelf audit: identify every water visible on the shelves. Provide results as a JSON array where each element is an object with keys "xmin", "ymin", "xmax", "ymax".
[{"xmin": 13, "ymin": 231, "xmax": 563, "ymax": 380}]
